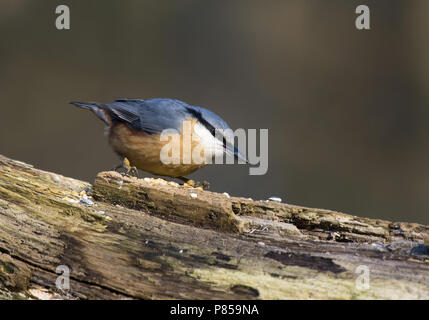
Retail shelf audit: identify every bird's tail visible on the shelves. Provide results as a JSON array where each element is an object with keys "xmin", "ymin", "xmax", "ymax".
[{"xmin": 69, "ymin": 101, "xmax": 111, "ymax": 125}]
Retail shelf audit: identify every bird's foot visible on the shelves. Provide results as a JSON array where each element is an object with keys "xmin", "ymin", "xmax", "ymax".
[
  {"xmin": 180, "ymin": 178, "xmax": 210, "ymax": 190},
  {"xmin": 197, "ymin": 180, "xmax": 210, "ymax": 190},
  {"xmin": 125, "ymin": 166, "xmax": 139, "ymax": 178},
  {"xmin": 112, "ymin": 157, "xmax": 139, "ymax": 178}
]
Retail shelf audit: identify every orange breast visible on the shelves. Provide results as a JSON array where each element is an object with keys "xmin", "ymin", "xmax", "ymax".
[{"xmin": 108, "ymin": 121, "xmax": 207, "ymax": 177}]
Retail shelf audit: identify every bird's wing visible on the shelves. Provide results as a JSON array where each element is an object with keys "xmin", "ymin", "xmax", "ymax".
[{"xmin": 105, "ymin": 98, "xmax": 191, "ymax": 134}]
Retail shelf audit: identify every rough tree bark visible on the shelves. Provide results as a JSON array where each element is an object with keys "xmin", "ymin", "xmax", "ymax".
[{"xmin": 0, "ymin": 154, "xmax": 428, "ymax": 300}]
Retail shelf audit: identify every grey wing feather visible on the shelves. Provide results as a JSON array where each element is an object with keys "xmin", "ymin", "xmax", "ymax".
[
  {"xmin": 105, "ymin": 98, "xmax": 192, "ymax": 134},
  {"xmin": 106, "ymin": 101, "xmax": 140, "ymax": 123}
]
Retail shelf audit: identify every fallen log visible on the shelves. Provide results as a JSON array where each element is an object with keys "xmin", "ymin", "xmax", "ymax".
[{"xmin": 0, "ymin": 154, "xmax": 428, "ymax": 299}]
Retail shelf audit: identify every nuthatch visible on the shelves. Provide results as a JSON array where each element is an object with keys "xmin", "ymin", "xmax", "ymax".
[{"xmin": 70, "ymin": 98, "xmax": 247, "ymax": 187}]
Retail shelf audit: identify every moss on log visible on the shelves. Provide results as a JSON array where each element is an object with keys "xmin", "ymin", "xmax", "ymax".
[{"xmin": 0, "ymin": 154, "xmax": 428, "ymax": 299}]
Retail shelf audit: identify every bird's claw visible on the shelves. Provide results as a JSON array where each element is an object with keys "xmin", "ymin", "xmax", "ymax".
[
  {"xmin": 112, "ymin": 158, "xmax": 139, "ymax": 178},
  {"xmin": 184, "ymin": 179, "xmax": 210, "ymax": 190},
  {"xmin": 121, "ymin": 166, "xmax": 139, "ymax": 178},
  {"xmin": 198, "ymin": 180, "xmax": 210, "ymax": 190}
]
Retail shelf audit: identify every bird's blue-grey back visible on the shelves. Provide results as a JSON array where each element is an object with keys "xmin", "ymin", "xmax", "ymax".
[
  {"xmin": 106, "ymin": 98, "xmax": 192, "ymax": 134},
  {"xmin": 71, "ymin": 98, "xmax": 232, "ymax": 135},
  {"xmin": 105, "ymin": 98, "xmax": 232, "ymax": 135}
]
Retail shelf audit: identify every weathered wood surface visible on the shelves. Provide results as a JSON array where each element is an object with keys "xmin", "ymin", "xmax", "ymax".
[{"xmin": 0, "ymin": 154, "xmax": 428, "ymax": 300}]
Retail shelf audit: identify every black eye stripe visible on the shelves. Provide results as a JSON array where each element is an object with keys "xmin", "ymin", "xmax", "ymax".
[{"xmin": 186, "ymin": 107, "xmax": 218, "ymax": 138}]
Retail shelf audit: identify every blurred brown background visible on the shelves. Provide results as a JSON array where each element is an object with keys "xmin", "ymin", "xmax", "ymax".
[{"xmin": 1, "ymin": 0, "xmax": 428, "ymax": 224}]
